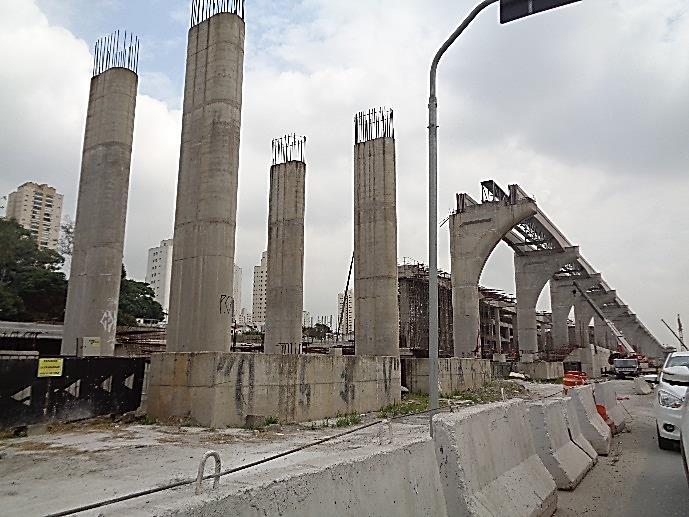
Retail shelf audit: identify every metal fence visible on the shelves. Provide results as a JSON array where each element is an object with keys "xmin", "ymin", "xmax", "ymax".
[{"xmin": 0, "ymin": 357, "xmax": 147, "ymax": 429}]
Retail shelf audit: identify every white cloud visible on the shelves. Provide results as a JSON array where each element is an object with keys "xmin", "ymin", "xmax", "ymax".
[{"xmin": 2, "ymin": 0, "xmax": 688, "ymax": 345}]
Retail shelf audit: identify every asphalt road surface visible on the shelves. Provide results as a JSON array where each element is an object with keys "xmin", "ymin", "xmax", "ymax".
[{"xmin": 557, "ymin": 380, "xmax": 689, "ymax": 516}]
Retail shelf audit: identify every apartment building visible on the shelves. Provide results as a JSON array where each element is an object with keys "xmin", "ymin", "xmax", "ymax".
[{"xmin": 5, "ymin": 182, "xmax": 63, "ymax": 250}]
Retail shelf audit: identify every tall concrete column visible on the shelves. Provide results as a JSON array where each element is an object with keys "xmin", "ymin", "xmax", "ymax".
[
  {"xmin": 550, "ymin": 282, "xmax": 574, "ymax": 350},
  {"xmin": 514, "ymin": 247, "xmax": 579, "ymax": 361},
  {"xmin": 574, "ymin": 299, "xmax": 594, "ymax": 349},
  {"xmin": 449, "ymin": 191, "xmax": 536, "ymax": 357},
  {"xmin": 264, "ymin": 136, "xmax": 306, "ymax": 354},
  {"xmin": 62, "ymin": 32, "xmax": 139, "ymax": 356},
  {"xmin": 167, "ymin": 8, "xmax": 244, "ymax": 353},
  {"xmin": 353, "ymin": 108, "xmax": 399, "ymax": 356},
  {"xmin": 588, "ymin": 289, "xmax": 616, "ymax": 349},
  {"xmin": 593, "ymin": 315, "xmax": 608, "ymax": 349}
]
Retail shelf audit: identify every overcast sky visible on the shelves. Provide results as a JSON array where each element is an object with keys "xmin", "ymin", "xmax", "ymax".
[{"xmin": 1, "ymin": 0, "xmax": 687, "ymax": 344}]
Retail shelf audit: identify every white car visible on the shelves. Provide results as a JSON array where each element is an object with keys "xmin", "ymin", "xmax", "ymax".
[
  {"xmin": 680, "ymin": 372, "xmax": 689, "ymax": 485},
  {"xmin": 654, "ymin": 351, "xmax": 689, "ymax": 450}
]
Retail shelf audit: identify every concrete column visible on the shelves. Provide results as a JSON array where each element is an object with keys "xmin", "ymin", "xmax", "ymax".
[
  {"xmin": 574, "ymin": 300, "xmax": 594, "ymax": 349},
  {"xmin": 449, "ymin": 196, "xmax": 537, "ymax": 357},
  {"xmin": 167, "ymin": 12, "xmax": 244, "ymax": 352},
  {"xmin": 549, "ymin": 282, "xmax": 574, "ymax": 350},
  {"xmin": 593, "ymin": 315, "xmax": 608, "ymax": 349},
  {"xmin": 354, "ymin": 118, "xmax": 398, "ymax": 356},
  {"xmin": 264, "ymin": 156, "xmax": 306, "ymax": 354},
  {"xmin": 492, "ymin": 306, "xmax": 506, "ymax": 362},
  {"xmin": 62, "ymin": 66, "xmax": 138, "ymax": 356},
  {"xmin": 514, "ymin": 247, "xmax": 579, "ymax": 361}
]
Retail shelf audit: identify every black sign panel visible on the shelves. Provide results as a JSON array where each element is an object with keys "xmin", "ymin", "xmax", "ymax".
[{"xmin": 500, "ymin": 0, "xmax": 581, "ymax": 24}]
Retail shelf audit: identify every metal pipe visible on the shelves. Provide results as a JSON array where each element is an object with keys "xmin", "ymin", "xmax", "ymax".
[{"xmin": 428, "ymin": 0, "xmax": 497, "ymax": 436}]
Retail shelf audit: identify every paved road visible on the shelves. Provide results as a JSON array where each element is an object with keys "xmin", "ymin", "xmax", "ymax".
[{"xmin": 557, "ymin": 380, "xmax": 689, "ymax": 516}]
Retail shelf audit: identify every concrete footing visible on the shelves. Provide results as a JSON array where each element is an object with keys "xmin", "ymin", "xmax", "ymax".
[
  {"xmin": 401, "ymin": 358, "xmax": 491, "ymax": 396},
  {"xmin": 527, "ymin": 398, "xmax": 594, "ymax": 490},
  {"xmin": 516, "ymin": 361, "xmax": 564, "ymax": 381},
  {"xmin": 568, "ymin": 385, "xmax": 612, "ymax": 455},
  {"xmin": 147, "ymin": 352, "xmax": 400, "ymax": 427},
  {"xmin": 433, "ymin": 400, "xmax": 557, "ymax": 517}
]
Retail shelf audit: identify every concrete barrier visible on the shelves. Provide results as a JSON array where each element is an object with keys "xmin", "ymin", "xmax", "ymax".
[
  {"xmin": 563, "ymin": 396, "xmax": 599, "ymax": 462},
  {"xmin": 527, "ymin": 398, "xmax": 594, "ymax": 490},
  {"xmin": 568, "ymin": 385, "xmax": 612, "ymax": 455},
  {"xmin": 114, "ymin": 437, "xmax": 448, "ymax": 517},
  {"xmin": 433, "ymin": 400, "xmax": 557, "ymax": 517},
  {"xmin": 633, "ymin": 377, "xmax": 652, "ymax": 395},
  {"xmin": 593, "ymin": 382, "xmax": 626, "ymax": 433}
]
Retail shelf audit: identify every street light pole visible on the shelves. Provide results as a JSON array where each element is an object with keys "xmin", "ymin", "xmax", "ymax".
[
  {"xmin": 428, "ymin": 0, "xmax": 581, "ymax": 435},
  {"xmin": 428, "ymin": 0, "xmax": 498, "ymax": 435}
]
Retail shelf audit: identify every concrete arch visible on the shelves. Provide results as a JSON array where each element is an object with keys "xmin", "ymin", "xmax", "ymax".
[
  {"xmin": 514, "ymin": 246, "xmax": 579, "ymax": 360},
  {"xmin": 549, "ymin": 274, "xmax": 602, "ymax": 350},
  {"xmin": 449, "ymin": 198, "xmax": 537, "ymax": 357}
]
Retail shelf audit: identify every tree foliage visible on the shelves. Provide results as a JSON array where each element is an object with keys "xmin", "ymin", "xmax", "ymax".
[
  {"xmin": 0, "ymin": 220, "xmax": 163, "ymax": 326},
  {"xmin": 0, "ymin": 219, "xmax": 67, "ymax": 321},
  {"xmin": 118, "ymin": 265, "xmax": 165, "ymax": 326}
]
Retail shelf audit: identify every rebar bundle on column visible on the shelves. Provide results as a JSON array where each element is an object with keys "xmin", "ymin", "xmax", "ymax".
[
  {"xmin": 92, "ymin": 30, "xmax": 139, "ymax": 77},
  {"xmin": 354, "ymin": 107, "xmax": 394, "ymax": 144},
  {"xmin": 191, "ymin": 0, "xmax": 244, "ymax": 26},
  {"xmin": 272, "ymin": 134, "xmax": 306, "ymax": 165}
]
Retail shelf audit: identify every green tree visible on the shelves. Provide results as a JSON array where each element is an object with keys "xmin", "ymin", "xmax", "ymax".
[
  {"xmin": 118, "ymin": 265, "xmax": 165, "ymax": 326},
  {"xmin": 0, "ymin": 219, "xmax": 67, "ymax": 321}
]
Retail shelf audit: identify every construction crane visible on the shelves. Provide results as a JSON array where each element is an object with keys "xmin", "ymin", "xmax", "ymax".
[
  {"xmin": 572, "ymin": 281, "xmax": 635, "ymax": 354},
  {"xmin": 678, "ymin": 314, "xmax": 684, "ymax": 346},
  {"xmin": 661, "ymin": 317, "xmax": 688, "ymax": 351}
]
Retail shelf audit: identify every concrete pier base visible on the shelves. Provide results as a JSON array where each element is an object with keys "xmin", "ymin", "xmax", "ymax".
[
  {"xmin": 401, "ymin": 358, "xmax": 492, "ymax": 396},
  {"xmin": 492, "ymin": 353, "xmax": 507, "ymax": 363},
  {"xmin": 516, "ymin": 361, "xmax": 565, "ymax": 381},
  {"xmin": 147, "ymin": 352, "xmax": 400, "ymax": 428}
]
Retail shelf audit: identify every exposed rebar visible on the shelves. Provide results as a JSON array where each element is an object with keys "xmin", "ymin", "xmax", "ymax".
[
  {"xmin": 92, "ymin": 30, "xmax": 140, "ymax": 77},
  {"xmin": 272, "ymin": 134, "xmax": 307, "ymax": 166},
  {"xmin": 354, "ymin": 107, "xmax": 394, "ymax": 145},
  {"xmin": 191, "ymin": 0, "xmax": 244, "ymax": 27}
]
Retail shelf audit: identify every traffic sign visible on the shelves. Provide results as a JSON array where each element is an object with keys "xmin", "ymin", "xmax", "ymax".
[{"xmin": 500, "ymin": 0, "xmax": 581, "ymax": 24}]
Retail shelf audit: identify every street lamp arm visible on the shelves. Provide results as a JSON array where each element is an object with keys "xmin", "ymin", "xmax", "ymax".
[
  {"xmin": 427, "ymin": 0, "xmax": 497, "ymax": 436},
  {"xmin": 429, "ymin": 0, "xmax": 498, "ymax": 98}
]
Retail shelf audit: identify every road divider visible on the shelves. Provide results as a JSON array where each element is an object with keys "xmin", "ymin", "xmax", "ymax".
[
  {"xmin": 568, "ymin": 385, "xmax": 612, "ymax": 455},
  {"xmin": 594, "ymin": 382, "xmax": 626, "ymax": 433},
  {"xmin": 527, "ymin": 398, "xmax": 595, "ymax": 490},
  {"xmin": 564, "ymin": 396, "xmax": 599, "ymax": 462},
  {"xmin": 434, "ymin": 400, "xmax": 557, "ymax": 517}
]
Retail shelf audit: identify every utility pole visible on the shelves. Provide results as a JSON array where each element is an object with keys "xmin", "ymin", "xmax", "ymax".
[{"xmin": 427, "ymin": 0, "xmax": 581, "ymax": 435}]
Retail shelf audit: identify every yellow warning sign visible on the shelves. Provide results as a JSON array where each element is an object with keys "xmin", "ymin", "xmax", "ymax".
[{"xmin": 37, "ymin": 358, "xmax": 64, "ymax": 378}]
